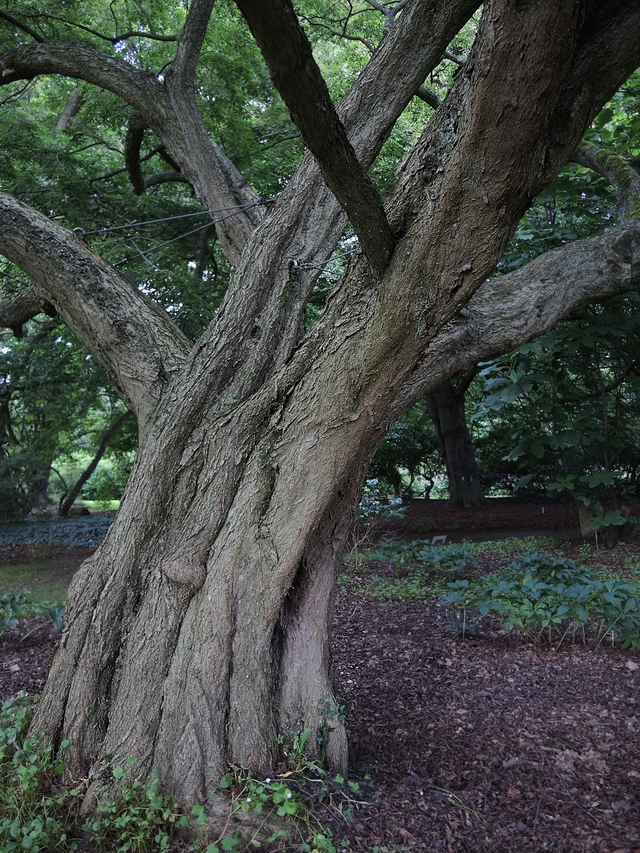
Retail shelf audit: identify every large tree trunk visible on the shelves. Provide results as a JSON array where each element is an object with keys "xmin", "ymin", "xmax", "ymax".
[
  {"xmin": 34, "ymin": 328, "xmax": 381, "ymax": 803},
  {"xmin": 425, "ymin": 380, "xmax": 486, "ymax": 508}
]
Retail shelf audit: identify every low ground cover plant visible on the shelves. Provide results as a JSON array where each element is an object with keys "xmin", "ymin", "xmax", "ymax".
[
  {"xmin": 357, "ymin": 541, "xmax": 477, "ymax": 601},
  {"xmin": 0, "ymin": 695, "xmax": 349, "ymax": 853},
  {"xmin": 439, "ymin": 552, "xmax": 640, "ymax": 648},
  {"xmin": 0, "ymin": 592, "xmax": 64, "ymax": 637}
]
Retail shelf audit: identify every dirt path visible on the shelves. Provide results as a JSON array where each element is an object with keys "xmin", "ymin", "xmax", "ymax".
[{"xmin": 327, "ymin": 592, "xmax": 640, "ymax": 851}]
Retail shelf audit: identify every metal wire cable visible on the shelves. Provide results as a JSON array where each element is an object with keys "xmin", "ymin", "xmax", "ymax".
[{"xmin": 76, "ymin": 198, "xmax": 270, "ymax": 239}]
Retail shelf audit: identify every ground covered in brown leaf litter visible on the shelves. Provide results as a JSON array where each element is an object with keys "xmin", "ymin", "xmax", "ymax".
[{"xmin": 1, "ymin": 500, "xmax": 639, "ymax": 852}]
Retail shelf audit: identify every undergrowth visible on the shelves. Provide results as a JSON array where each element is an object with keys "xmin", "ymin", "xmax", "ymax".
[
  {"xmin": 0, "ymin": 592, "xmax": 64, "ymax": 637},
  {"xmin": 0, "ymin": 696, "xmax": 353, "ymax": 853},
  {"xmin": 439, "ymin": 552, "xmax": 640, "ymax": 648},
  {"xmin": 350, "ymin": 538, "xmax": 640, "ymax": 649},
  {"xmin": 352, "ymin": 542, "xmax": 477, "ymax": 601}
]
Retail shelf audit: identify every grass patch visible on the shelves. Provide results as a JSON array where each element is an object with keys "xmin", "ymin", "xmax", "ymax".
[
  {"xmin": 0, "ymin": 560, "xmax": 81, "ymax": 605},
  {"xmin": 462, "ymin": 535, "xmax": 561, "ymax": 557}
]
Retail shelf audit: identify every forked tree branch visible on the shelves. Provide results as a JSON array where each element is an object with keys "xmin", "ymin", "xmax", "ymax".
[
  {"xmin": 0, "ymin": 40, "xmax": 262, "ymax": 264},
  {"xmin": 234, "ymin": 0, "xmax": 395, "ymax": 276}
]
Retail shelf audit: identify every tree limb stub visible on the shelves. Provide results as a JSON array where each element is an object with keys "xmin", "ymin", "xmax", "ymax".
[
  {"xmin": 234, "ymin": 0, "xmax": 395, "ymax": 277},
  {"xmin": 0, "ymin": 284, "xmax": 56, "ymax": 337}
]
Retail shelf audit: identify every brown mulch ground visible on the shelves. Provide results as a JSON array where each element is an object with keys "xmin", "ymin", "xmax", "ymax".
[{"xmin": 1, "ymin": 501, "xmax": 639, "ymax": 852}]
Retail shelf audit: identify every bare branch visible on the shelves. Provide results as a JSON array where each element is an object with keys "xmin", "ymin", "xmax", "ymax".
[
  {"xmin": 90, "ymin": 143, "xmax": 181, "ymax": 185},
  {"xmin": 169, "ymin": 0, "xmax": 215, "ymax": 90},
  {"xmin": 0, "ymin": 11, "xmax": 44, "ymax": 42},
  {"xmin": 574, "ymin": 140, "xmax": 640, "ymax": 222},
  {"xmin": 444, "ymin": 49, "xmax": 465, "ymax": 65},
  {"xmin": 124, "ymin": 112, "xmax": 147, "ymax": 195},
  {"xmin": 234, "ymin": 0, "xmax": 395, "ymax": 277},
  {"xmin": 58, "ymin": 410, "xmax": 133, "ymax": 518},
  {"xmin": 3, "ymin": 10, "xmax": 177, "ymax": 44},
  {"xmin": 297, "ymin": 15, "xmax": 375, "ymax": 54},
  {"xmin": 143, "ymin": 171, "xmax": 191, "ymax": 189},
  {"xmin": 361, "ymin": 0, "xmax": 410, "ymax": 30}
]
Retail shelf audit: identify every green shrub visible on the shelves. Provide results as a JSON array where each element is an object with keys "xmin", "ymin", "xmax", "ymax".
[{"xmin": 438, "ymin": 552, "xmax": 640, "ymax": 648}]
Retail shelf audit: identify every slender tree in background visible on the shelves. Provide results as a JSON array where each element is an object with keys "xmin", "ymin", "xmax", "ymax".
[{"xmin": 1, "ymin": 0, "xmax": 640, "ymax": 813}]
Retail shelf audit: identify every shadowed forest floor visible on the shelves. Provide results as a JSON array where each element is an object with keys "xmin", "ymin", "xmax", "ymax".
[{"xmin": 1, "ymin": 501, "xmax": 639, "ymax": 851}]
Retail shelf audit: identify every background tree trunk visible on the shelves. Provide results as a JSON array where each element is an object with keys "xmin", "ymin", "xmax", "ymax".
[
  {"xmin": 425, "ymin": 380, "xmax": 486, "ymax": 507},
  {"xmin": 58, "ymin": 411, "xmax": 132, "ymax": 518}
]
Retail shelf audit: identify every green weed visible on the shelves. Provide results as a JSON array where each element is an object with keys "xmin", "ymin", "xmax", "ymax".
[{"xmin": 0, "ymin": 592, "xmax": 65, "ymax": 637}]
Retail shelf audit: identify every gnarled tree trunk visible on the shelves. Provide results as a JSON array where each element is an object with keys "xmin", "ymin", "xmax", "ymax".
[{"xmin": 1, "ymin": 0, "xmax": 640, "ymax": 817}]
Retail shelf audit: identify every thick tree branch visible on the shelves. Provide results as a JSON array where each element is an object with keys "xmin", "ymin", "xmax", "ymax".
[
  {"xmin": 170, "ymin": 0, "xmax": 215, "ymax": 90},
  {"xmin": 143, "ymin": 171, "xmax": 191, "ymax": 190},
  {"xmin": 0, "ymin": 193, "xmax": 190, "ymax": 426},
  {"xmin": 0, "ymin": 284, "xmax": 57, "ymax": 337},
  {"xmin": 234, "ymin": 0, "xmax": 395, "ymax": 277},
  {"xmin": 124, "ymin": 112, "xmax": 147, "ymax": 195},
  {"xmin": 574, "ymin": 140, "xmax": 640, "ymax": 222},
  {"xmin": 382, "ymin": 0, "xmax": 640, "ymax": 344},
  {"xmin": 56, "ymin": 88, "xmax": 85, "ymax": 131},
  {"xmin": 205, "ymin": 0, "xmax": 482, "ymax": 396},
  {"xmin": 0, "ymin": 40, "xmax": 262, "ymax": 264},
  {"xmin": 389, "ymin": 219, "xmax": 640, "ymax": 422}
]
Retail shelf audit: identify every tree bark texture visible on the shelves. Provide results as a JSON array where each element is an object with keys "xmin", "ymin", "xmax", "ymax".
[
  {"xmin": 425, "ymin": 381, "xmax": 486, "ymax": 508},
  {"xmin": 1, "ymin": 0, "xmax": 640, "ymax": 813}
]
